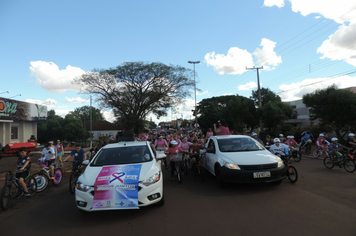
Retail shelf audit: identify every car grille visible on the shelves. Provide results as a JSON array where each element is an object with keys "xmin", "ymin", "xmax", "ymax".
[{"xmin": 240, "ymin": 163, "xmax": 277, "ymax": 170}]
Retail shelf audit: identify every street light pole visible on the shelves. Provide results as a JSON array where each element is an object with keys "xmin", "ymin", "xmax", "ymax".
[{"xmin": 188, "ymin": 61, "xmax": 200, "ymax": 131}]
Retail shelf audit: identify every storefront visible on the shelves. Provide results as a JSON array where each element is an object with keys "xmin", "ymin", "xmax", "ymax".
[{"xmin": 0, "ymin": 97, "xmax": 47, "ymax": 147}]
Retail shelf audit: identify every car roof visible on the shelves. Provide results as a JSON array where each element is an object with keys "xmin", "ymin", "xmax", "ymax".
[
  {"xmin": 101, "ymin": 141, "xmax": 149, "ymax": 149},
  {"xmin": 212, "ymin": 135, "xmax": 249, "ymax": 139}
]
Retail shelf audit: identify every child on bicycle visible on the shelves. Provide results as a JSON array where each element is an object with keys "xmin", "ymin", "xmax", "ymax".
[
  {"xmin": 269, "ymin": 138, "xmax": 290, "ymax": 163},
  {"xmin": 64, "ymin": 144, "xmax": 88, "ymax": 171},
  {"xmin": 329, "ymin": 138, "xmax": 348, "ymax": 162},
  {"xmin": 190, "ymin": 139, "xmax": 206, "ymax": 169},
  {"xmin": 164, "ymin": 140, "xmax": 184, "ymax": 180},
  {"xmin": 40, "ymin": 143, "xmax": 56, "ymax": 179},
  {"xmin": 316, "ymin": 133, "xmax": 330, "ymax": 151},
  {"xmin": 17, "ymin": 147, "xmax": 31, "ymax": 197}
]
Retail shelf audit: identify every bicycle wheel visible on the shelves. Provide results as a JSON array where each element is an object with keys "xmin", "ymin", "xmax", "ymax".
[
  {"xmin": 27, "ymin": 176, "xmax": 37, "ymax": 197},
  {"xmin": 312, "ymin": 149, "xmax": 320, "ymax": 158},
  {"xmin": 0, "ymin": 184, "xmax": 12, "ymax": 210},
  {"xmin": 323, "ymin": 157, "xmax": 334, "ymax": 169},
  {"xmin": 33, "ymin": 173, "xmax": 49, "ymax": 192},
  {"xmin": 69, "ymin": 172, "xmax": 78, "ymax": 194},
  {"xmin": 343, "ymin": 158, "xmax": 356, "ymax": 173},
  {"xmin": 52, "ymin": 168, "xmax": 63, "ymax": 185},
  {"xmin": 287, "ymin": 166, "xmax": 298, "ymax": 183},
  {"xmin": 293, "ymin": 151, "xmax": 301, "ymax": 162},
  {"xmin": 176, "ymin": 163, "xmax": 182, "ymax": 184}
]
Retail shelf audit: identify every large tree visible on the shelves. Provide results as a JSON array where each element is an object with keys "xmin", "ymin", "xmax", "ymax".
[
  {"xmin": 197, "ymin": 95, "xmax": 258, "ymax": 132},
  {"xmin": 303, "ymin": 85, "xmax": 356, "ymax": 140},
  {"xmin": 74, "ymin": 62, "xmax": 195, "ymax": 134},
  {"xmin": 69, "ymin": 105, "xmax": 104, "ymax": 122}
]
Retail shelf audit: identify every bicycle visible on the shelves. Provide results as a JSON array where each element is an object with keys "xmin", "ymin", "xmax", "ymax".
[
  {"xmin": 33, "ymin": 159, "xmax": 63, "ymax": 192},
  {"xmin": 313, "ymin": 146, "xmax": 330, "ymax": 159},
  {"xmin": 66, "ymin": 160, "xmax": 84, "ymax": 194},
  {"xmin": 181, "ymin": 151, "xmax": 190, "ymax": 176},
  {"xmin": 270, "ymin": 150, "xmax": 298, "ymax": 183},
  {"xmin": 191, "ymin": 152, "xmax": 205, "ymax": 182},
  {"xmin": 0, "ymin": 170, "xmax": 37, "ymax": 210},
  {"xmin": 289, "ymin": 147, "xmax": 301, "ymax": 162},
  {"xmin": 171, "ymin": 153, "xmax": 184, "ymax": 184},
  {"xmin": 299, "ymin": 139, "xmax": 312, "ymax": 154},
  {"xmin": 323, "ymin": 151, "xmax": 356, "ymax": 173}
]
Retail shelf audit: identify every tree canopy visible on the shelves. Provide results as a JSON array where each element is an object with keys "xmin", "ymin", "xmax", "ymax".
[
  {"xmin": 74, "ymin": 61, "xmax": 195, "ymax": 133},
  {"xmin": 303, "ymin": 85, "xmax": 356, "ymax": 139},
  {"xmin": 69, "ymin": 105, "xmax": 104, "ymax": 122}
]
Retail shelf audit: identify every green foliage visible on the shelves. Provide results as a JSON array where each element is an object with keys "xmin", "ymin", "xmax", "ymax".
[
  {"xmin": 197, "ymin": 95, "xmax": 258, "ymax": 132},
  {"xmin": 74, "ymin": 61, "xmax": 195, "ymax": 134},
  {"xmin": 251, "ymin": 88, "xmax": 281, "ymax": 107},
  {"xmin": 37, "ymin": 110, "xmax": 90, "ymax": 143},
  {"xmin": 69, "ymin": 105, "xmax": 104, "ymax": 122},
  {"xmin": 302, "ymin": 85, "xmax": 356, "ymax": 139},
  {"xmin": 260, "ymin": 101, "xmax": 293, "ymax": 133}
]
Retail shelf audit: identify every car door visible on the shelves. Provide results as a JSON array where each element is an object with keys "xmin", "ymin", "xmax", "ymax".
[{"xmin": 204, "ymin": 139, "xmax": 217, "ymax": 174}]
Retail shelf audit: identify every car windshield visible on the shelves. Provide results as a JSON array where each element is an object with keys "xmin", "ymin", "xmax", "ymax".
[
  {"xmin": 90, "ymin": 146, "xmax": 153, "ymax": 166},
  {"xmin": 217, "ymin": 137, "xmax": 265, "ymax": 152}
]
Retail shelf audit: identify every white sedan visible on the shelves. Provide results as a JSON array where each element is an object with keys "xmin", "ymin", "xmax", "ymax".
[
  {"xmin": 75, "ymin": 141, "xmax": 165, "ymax": 212},
  {"xmin": 203, "ymin": 135, "xmax": 287, "ymax": 187}
]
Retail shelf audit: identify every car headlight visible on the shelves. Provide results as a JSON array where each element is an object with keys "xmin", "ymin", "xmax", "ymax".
[
  {"xmin": 76, "ymin": 181, "xmax": 91, "ymax": 192},
  {"xmin": 140, "ymin": 171, "xmax": 161, "ymax": 186},
  {"xmin": 224, "ymin": 162, "xmax": 241, "ymax": 170},
  {"xmin": 277, "ymin": 160, "xmax": 285, "ymax": 168}
]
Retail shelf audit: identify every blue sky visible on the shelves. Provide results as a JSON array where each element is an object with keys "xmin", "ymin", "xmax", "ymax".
[{"xmin": 1, "ymin": 0, "xmax": 356, "ymax": 124}]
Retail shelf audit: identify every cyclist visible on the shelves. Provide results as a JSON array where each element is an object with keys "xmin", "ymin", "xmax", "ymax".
[
  {"xmin": 165, "ymin": 140, "xmax": 184, "ymax": 180},
  {"xmin": 64, "ymin": 144, "xmax": 88, "ymax": 171},
  {"xmin": 154, "ymin": 136, "xmax": 169, "ymax": 149},
  {"xmin": 40, "ymin": 143, "xmax": 56, "ymax": 179},
  {"xmin": 16, "ymin": 147, "xmax": 31, "ymax": 197},
  {"xmin": 269, "ymin": 138, "xmax": 290, "ymax": 162},
  {"xmin": 344, "ymin": 133, "xmax": 356, "ymax": 157},
  {"xmin": 329, "ymin": 137, "xmax": 348, "ymax": 162},
  {"xmin": 285, "ymin": 136, "xmax": 298, "ymax": 147},
  {"xmin": 300, "ymin": 130, "xmax": 314, "ymax": 147},
  {"xmin": 316, "ymin": 133, "xmax": 330, "ymax": 152},
  {"xmin": 189, "ymin": 139, "xmax": 206, "ymax": 169},
  {"xmin": 279, "ymin": 134, "xmax": 286, "ymax": 143}
]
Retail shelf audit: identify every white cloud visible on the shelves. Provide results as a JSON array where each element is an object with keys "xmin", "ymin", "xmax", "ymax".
[
  {"xmin": 264, "ymin": 1, "xmax": 356, "ymax": 66},
  {"xmin": 205, "ymin": 38, "xmax": 281, "ymax": 75},
  {"xmin": 65, "ymin": 97, "xmax": 90, "ymax": 103},
  {"xmin": 102, "ymin": 111, "xmax": 116, "ymax": 123},
  {"xmin": 263, "ymin": 0, "xmax": 284, "ymax": 8},
  {"xmin": 238, "ymin": 81, "xmax": 258, "ymax": 91},
  {"xmin": 30, "ymin": 61, "xmax": 86, "ymax": 93},
  {"xmin": 205, "ymin": 47, "xmax": 254, "ymax": 75},
  {"xmin": 25, "ymin": 98, "xmax": 58, "ymax": 106},
  {"xmin": 196, "ymin": 90, "xmax": 209, "ymax": 96},
  {"xmin": 277, "ymin": 75, "xmax": 356, "ymax": 101},
  {"xmin": 54, "ymin": 109, "xmax": 73, "ymax": 118}
]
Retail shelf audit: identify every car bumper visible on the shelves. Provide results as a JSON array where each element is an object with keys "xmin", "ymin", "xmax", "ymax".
[
  {"xmin": 219, "ymin": 165, "xmax": 287, "ymax": 183},
  {"xmin": 75, "ymin": 177, "xmax": 163, "ymax": 212}
]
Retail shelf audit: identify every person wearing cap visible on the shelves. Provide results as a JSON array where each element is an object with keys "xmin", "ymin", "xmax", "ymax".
[
  {"xmin": 252, "ymin": 132, "xmax": 263, "ymax": 145},
  {"xmin": 285, "ymin": 136, "xmax": 298, "ymax": 148},
  {"xmin": 344, "ymin": 133, "xmax": 356, "ymax": 157},
  {"xmin": 214, "ymin": 119, "xmax": 231, "ymax": 136},
  {"xmin": 263, "ymin": 135, "xmax": 273, "ymax": 146},
  {"xmin": 300, "ymin": 130, "xmax": 314, "ymax": 146},
  {"xmin": 165, "ymin": 140, "xmax": 184, "ymax": 180},
  {"xmin": 269, "ymin": 138, "xmax": 290, "ymax": 162},
  {"xmin": 329, "ymin": 137, "xmax": 348, "ymax": 162},
  {"xmin": 40, "ymin": 143, "xmax": 56, "ymax": 179},
  {"xmin": 278, "ymin": 134, "xmax": 286, "ymax": 143},
  {"xmin": 316, "ymin": 133, "xmax": 330, "ymax": 152},
  {"xmin": 154, "ymin": 136, "xmax": 169, "ymax": 150}
]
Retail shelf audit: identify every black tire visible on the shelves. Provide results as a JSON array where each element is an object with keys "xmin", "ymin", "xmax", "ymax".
[
  {"xmin": 0, "ymin": 184, "xmax": 12, "ymax": 210},
  {"xmin": 323, "ymin": 157, "xmax": 334, "ymax": 169},
  {"xmin": 27, "ymin": 176, "xmax": 37, "ymax": 197},
  {"xmin": 198, "ymin": 165, "xmax": 205, "ymax": 182},
  {"xmin": 69, "ymin": 172, "xmax": 78, "ymax": 194},
  {"xmin": 287, "ymin": 166, "xmax": 298, "ymax": 183},
  {"xmin": 343, "ymin": 158, "xmax": 356, "ymax": 173},
  {"xmin": 305, "ymin": 144, "xmax": 311, "ymax": 154},
  {"xmin": 33, "ymin": 173, "xmax": 49, "ymax": 192},
  {"xmin": 52, "ymin": 168, "xmax": 63, "ymax": 185},
  {"xmin": 293, "ymin": 151, "xmax": 301, "ymax": 162},
  {"xmin": 177, "ymin": 164, "xmax": 182, "ymax": 184}
]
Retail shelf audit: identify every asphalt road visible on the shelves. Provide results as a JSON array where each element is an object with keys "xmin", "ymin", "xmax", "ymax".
[{"xmin": 1, "ymin": 154, "xmax": 356, "ymax": 236}]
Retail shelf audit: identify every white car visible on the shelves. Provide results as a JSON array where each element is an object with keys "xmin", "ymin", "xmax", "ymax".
[
  {"xmin": 203, "ymin": 135, "xmax": 287, "ymax": 187},
  {"xmin": 75, "ymin": 141, "xmax": 165, "ymax": 212}
]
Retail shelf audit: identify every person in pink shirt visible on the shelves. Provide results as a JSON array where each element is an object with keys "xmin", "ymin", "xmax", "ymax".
[
  {"xmin": 316, "ymin": 133, "xmax": 330, "ymax": 151},
  {"xmin": 154, "ymin": 136, "xmax": 168, "ymax": 150},
  {"xmin": 206, "ymin": 128, "xmax": 214, "ymax": 140},
  {"xmin": 165, "ymin": 140, "xmax": 184, "ymax": 180},
  {"xmin": 179, "ymin": 138, "xmax": 192, "ymax": 151},
  {"xmin": 285, "ymin": 136, "xmax": 298, "ymax": 148},
  {"xmin": 214, "ymin": 119, "xmax": 231, "ymax": 136}
]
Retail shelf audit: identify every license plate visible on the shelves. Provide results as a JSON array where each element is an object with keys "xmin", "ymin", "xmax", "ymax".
[{"xmin": 253, "ymin": 171, "xmax": 271, "ymax": 178}]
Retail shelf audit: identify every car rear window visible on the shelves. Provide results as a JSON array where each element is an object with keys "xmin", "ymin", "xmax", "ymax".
[
  {"xmin": 217, "ymin": 137, "xmax": 264, "ymax": 152},
  {"xmin": 90, "ymin": 146, "xmax": 152, "ymax": 166}
]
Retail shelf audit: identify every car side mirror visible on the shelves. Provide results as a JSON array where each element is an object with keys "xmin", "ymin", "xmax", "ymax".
[{"xmin": 82, "ymin": 160, "xmax": 89, "ymax": 165}]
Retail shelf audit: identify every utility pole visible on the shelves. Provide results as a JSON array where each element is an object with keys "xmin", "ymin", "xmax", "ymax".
[
  {"xmin": 188, "ymin": 61, "xmax": 200, "ymax": 131},
  {"xmin": 90, "ymin": 95, "xmax": 92, "ymax": 147},
  {"xmin": 246, "ymin": 66, "xmax": 264, "ymax": 131}
]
